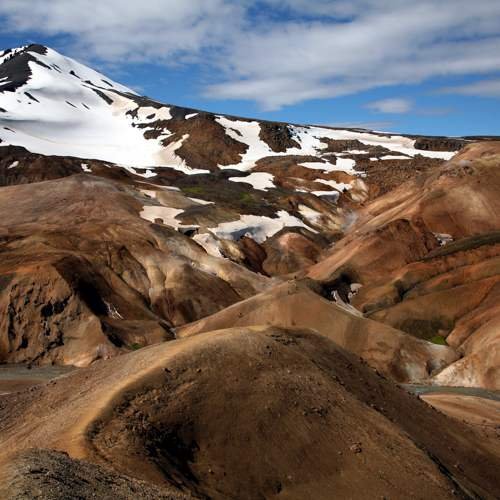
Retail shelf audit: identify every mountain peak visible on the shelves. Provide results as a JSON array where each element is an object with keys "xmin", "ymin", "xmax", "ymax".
[{"xmin": 0, "ymin": 44, "xmax": 461, "ymax": 170}]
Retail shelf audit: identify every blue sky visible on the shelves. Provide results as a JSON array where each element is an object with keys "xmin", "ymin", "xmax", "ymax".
[{"xmin": 1, "ymin": 0, "xmax": 499, "ymax": 136}]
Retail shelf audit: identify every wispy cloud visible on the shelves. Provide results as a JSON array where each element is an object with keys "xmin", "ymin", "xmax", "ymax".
[
  {"xmin": 366, "ymin": 98, "xmax": 413, "ymax": 114},
  {"xmin": 1, "ymin": 1, "xmax": 500, "ymax": 110},
  {"xmin": 438, "ymin": 78, "xmax": 500, "ymax": 97}
]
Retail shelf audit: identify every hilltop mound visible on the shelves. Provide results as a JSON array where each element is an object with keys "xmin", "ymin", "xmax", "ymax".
[
  {"xmin": 178, "ymin": 280, "xmax": 458, "ymax": 383},
  {"xmin": 1, "ymin": 326, "xmax": 499, "ymax": 499}
]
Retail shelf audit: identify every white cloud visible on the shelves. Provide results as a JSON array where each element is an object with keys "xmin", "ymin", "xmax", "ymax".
[
  {"xmin": 1, "ymin": 1, "xmax": 500, "ymax": 109},
  {"xmin": 366, "ymin": 98, "xmax": 413, "ymax": 114},
  {"xmin": 0, "ymin": 0, "xmax": 243, "ymax": 62},
  {"xmin": 206, "ymin": 1, "xmax": 500, "ymax": 109},
  {"xmin": 439, "ymin": 78, "xmax": 500, "ymax": 97}
]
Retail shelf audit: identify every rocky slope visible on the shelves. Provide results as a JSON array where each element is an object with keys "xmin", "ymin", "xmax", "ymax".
[{"xmin": 308, "ymin": 142, "xmax": 500, "ymax": 389}]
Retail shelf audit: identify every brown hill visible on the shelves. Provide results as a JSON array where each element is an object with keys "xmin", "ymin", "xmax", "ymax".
[
  {"xmin": 178, "ymin": 280, "xmax": 458, "ymax": 383},
  {"xmin": 0, "ymin": 173, "xmax": 268, "ymax": 366},
  {"xmin": 307, "ymin": 142, "xmax": 500, "ymax": 389},
  {"xmin": 1, "ymin": 326, "xmax": 498, "ymax": 499}
]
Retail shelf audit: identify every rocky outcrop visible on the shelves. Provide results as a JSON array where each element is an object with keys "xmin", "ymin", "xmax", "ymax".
[
  {"xmin": 319, "ymin": 138, "xmax": 367, "ymax": 153},
  {"xmin": 414, "ymin": 136, "xmax": 467, "ymax": 152},
  {"xmin": 1, "ymin": 450, "xmax": 192, "ymax": 499},
  {"xmin": 353, "ymin": 155, "xmax": 445, "ymax": 198},
  {"xmin": 262, "ymin": 228, "xmax": 326, "ymax": 275},
  {"xmin": 258, "ymin": 122, "xmax": 300, "ymax": 152},
  {"xmin": 140, "ymin": 114, "xmax": 248, "ymax": 171}
]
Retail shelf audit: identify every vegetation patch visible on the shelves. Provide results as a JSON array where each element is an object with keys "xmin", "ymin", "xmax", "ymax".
[
  {"xmin": 429, "ymin": 335, "xmax": 448, "ymax": 346},
  {"xmin": 182, "ymin": 186, "xmax": 205, "ymax": 195}
]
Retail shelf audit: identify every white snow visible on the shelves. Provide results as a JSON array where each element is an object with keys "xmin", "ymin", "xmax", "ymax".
[
  {"xmin": 104, "ymin": 301, "xmax": 123, "ymax": 319},
  {"xmin": 0, "ymin": 45, "xmax": 456, "ymax": 177},
  {"xmin": 379, "ymin": 155, "xmax": 411, "ymax": 160},
  {"xmin": 334, "ymin": 157, "xmax": 357, "ymax": 174},
  {"xmin": 299, "ymin": 158, "xmax": 356, "ymax": 175},
  {"xmin": 313, "ymin": 178, "xmax": 352, "ymax": 192},
  {"xmin": 207, "ymin": 210, "xmax": 313, "ymax": 243},
  {"xmin": 348, "ymin": 283, "xmax": 363, "ymax": 301},
  {"xmin": 0, "ymin": 47, "xmax": 205, "ymax": 174},
  {"xmin": 434, "ymin": 233, "xmax": 453, "ymax": 246},
  {"xmin": 188, "ymin": 197, "xmax": 213, "ymax": 205},
  {"xmin": 193, "ymin": 232, "xmax": 223, "ymax": 258},
  {"xmin": 337, "ymin": 150, "xmax": 369, "ymax": 155},
  {"xmin": 289, "ymin": 126, "xmax": 455, "ymax": 161},
  {"xmin": 0, "ymin": 51, "xmax": 161, "ymax": 167},
  {"xmin": 139, "ymin": 189, "xmax": 202, "ymax": 229},
  {"xmin": 332, "ymin": 291, "xmax": 364, "ymax": 317},
  {"xmin": 122, "ymin": 166, "xmax": 157, "ymax": 178},
  {"xmin": 298, "ymin": 204, "xmax": 322, "ymax": 225},
  {"xmin": 81, "ymin": 162, "xmax": 91, "ymax": 172},
  {"xmin": 228, "ymin": 172, "xmax": 275, "ymax": 191},
  {"xmin": 0, "ymin": 46, "xmax": 27, "ymax": 66},
  {"xmin": 216, "ymin": 116, "xmax": 273, "ymax": 171},
  {"xmin": 140, "ymin": 205, "xmax": 185, "ymax": 228},
  {"xmin": 134, "ymin": 106, "xmax": 172, "ymax": 122},
  {"xmin": 185, "ymin": 113, "xmax": 198, "ymax": 119},
  {"xmin": 311, "ymin": 190, "xmax": 341, "ymax": 200},
  {"xmin": 8, "ymin": 160, "xmax": 19, "ymax": 169}
]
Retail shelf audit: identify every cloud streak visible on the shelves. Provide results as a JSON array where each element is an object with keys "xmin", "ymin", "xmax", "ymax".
[
  {"xmin": 1, "ymin": 1, "xmax": 500, "ymax": 110},
  {"xmin": 366, "ymin": 98, "xmax": 413, "ymax": 114},
  {"xmin": 439, "ymin": 78, "xmax": 500, "ymax": 98}
]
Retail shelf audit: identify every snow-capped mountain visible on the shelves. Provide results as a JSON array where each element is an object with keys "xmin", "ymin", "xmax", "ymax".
[
  {"xmin": 0, "ymin": 44, "xmax": 459, "ymax": 178},
  {"xmin": 1, "ymin": 42, "xmax": 498, "ymax": 393}
]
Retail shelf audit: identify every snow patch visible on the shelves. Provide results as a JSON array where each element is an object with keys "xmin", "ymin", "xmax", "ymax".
[
  {"xmin": 348, "ymin": 283, "xmax": 363, "ymax": 301},
  {"xmin": 208, "ymin": 210, "xmax": 313, "ymax": 243},
  {"xmin": 188, "ymin": 197, "xmax": 213, "ymax": 205},
  {"xmin": 135, "ymin": 106, "xmax": 171, "ymax": 122},
  {"xmin": 216, "ymin": 117, "xmax": 273, "ymax": 171},
  {"xmin": 140, "ymin": 205, "xmax": 185, "ymax": 228},
  {"xmin": 434, "ymin": 233, "xmax": 453, "ymax": 246},
  {"xmin": 193, "ymin": 232, "xmax": 223, "ymax": 258},
  {"xmin": 298, "ymin": 204, "xmax": 322, "ymax": 225},
  {"xmin": 229, "ymin": 172, "xmax": 275, "ymax": 191},
  {"xmin": 380, "ymin": 155, "xmax": 411, "ymax": 160}
]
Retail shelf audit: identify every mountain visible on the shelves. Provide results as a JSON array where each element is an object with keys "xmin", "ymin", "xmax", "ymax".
[{"xmin": 0, "ymin": 44, "xmax": 499, "ymax": 498}]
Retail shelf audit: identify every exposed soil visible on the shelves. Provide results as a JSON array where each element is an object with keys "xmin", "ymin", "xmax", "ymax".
[
  {"xmin": 0, "ymin": 326, "xmax": 498, "ymax": 498},
  {"xmin": 258, "ymin": 122, "xmax": 300, "ymax": 152}
]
